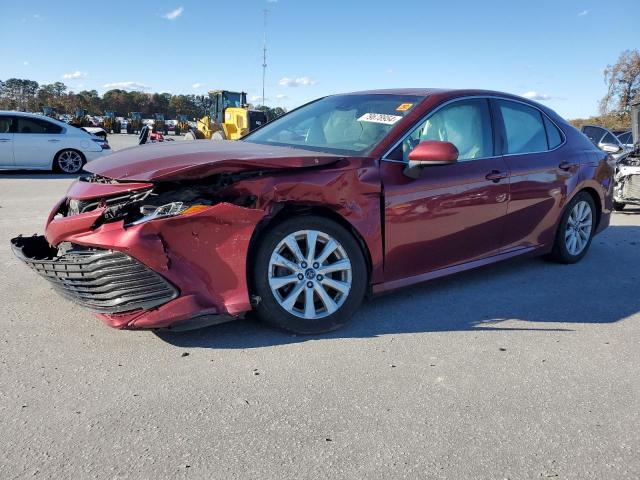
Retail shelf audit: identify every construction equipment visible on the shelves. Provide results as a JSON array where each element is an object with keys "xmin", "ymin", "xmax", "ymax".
[
  {"xmin": 126, "ymin": 112, "xmax": 143, "ymax": 134},
  {"xmin": 42, "ymin": 106, "xmax": 57, "ymax": 118},
  {"xmin": 103, "ymin": 111, "xmax": 121, "ymax": 134},
  {"xmin": 153, "ymin": 113, "xmax": 168, "ymax": 135},
  {"xmin": 69, "ymin": 109, "xmax": 89, "ymax": 128},
  {"xmin": 175, "ymin": 115, "xmax": 190, "ymax": 136},
  {"xmin": 186, "ymin": 90, "xmax": 267, "ymax": 141}
]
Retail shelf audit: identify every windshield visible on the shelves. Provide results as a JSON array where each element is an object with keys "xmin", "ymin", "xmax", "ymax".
[
  {"xmin": 222, "ymin": 92, "xmax": 243, "ymax": 108},
  {"xmin": 243, "ymin": 94, "xmax": 423, "ymax": 154}
]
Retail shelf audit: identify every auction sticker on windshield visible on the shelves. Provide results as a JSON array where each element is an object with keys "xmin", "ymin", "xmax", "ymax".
[{"xmin": 357, "ymin": 113, "xmax": 403, "ymax": 125}]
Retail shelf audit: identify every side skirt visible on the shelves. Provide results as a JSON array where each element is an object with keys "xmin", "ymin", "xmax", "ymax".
[{"xmin": 372, "ymin": 245, "xmax": 541, "ymax": 295}]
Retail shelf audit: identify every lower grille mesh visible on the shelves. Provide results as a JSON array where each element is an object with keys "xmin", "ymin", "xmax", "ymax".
[{"xmin": 11, "ymin": 236, "xmax": 178, "ymax": 314}]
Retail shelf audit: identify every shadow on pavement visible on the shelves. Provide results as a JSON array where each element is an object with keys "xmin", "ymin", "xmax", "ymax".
[
  {"xmin": 156, "ymin": 224, "xmax": 640, "ymax": 350},
  {"xmin": 0, "ymin": 171, "xmax": 82, "ymax": 180}
]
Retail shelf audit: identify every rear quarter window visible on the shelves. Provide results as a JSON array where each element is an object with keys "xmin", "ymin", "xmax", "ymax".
[
  {"xmin": 543, "ymin": 116, "xmax": 563, "ymax": 149},
  {"xmin": 17, "ymin": 117, "xmax": 63, "ymax": 134}
]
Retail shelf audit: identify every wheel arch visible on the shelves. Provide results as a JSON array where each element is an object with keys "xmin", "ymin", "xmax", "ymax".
[
  {"xmin": 51, "ymin": 147, "xmax": 86, "ymax": 171},
  {"xmin": 246, "ymin": 203, "xmax": 373, "ymax": 293}
]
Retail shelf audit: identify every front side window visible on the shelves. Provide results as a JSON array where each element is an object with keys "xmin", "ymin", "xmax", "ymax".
[
  {"xmin": 244, "ymin": 94, "xmax": 423, "ymax": 155},
  {"xmin": 498, "ymin": 100, "xmax": 547, "ymax": 154},
  {"xmin": 601, "ymin": 132, "xmax": 618, "ymax": 145},
  {"xmin": 17, "ymin": 117, "xmax": 63, "ymax": 134},
  {"xmin": 388, "ymin": 98, "xmax": 494, "ymax": 162},
  {"xmin": 582, "ymin": 126, "xmax": 606, "ymax": 145}
]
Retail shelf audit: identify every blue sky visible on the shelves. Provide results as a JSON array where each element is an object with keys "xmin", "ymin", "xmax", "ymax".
[{"xmin": 1, "ymin": 0, "xmax": 638, "ymax": 119}]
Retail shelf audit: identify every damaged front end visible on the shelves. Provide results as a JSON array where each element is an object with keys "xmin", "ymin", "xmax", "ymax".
[
  {"xmin": 11, "ymin": 173, "xmax": 268, "ymax": 330},
  {"xmin": 614, "ymin": 155, "xmax": 640, "ymax": 206}
]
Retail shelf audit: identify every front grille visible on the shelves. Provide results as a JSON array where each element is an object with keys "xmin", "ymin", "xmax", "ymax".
[
  {"xmin": 11, "ymin": 236, "xmax": 178, "ymax": 314},
  {"xmin": 622, "ymin": 175, "xmax": 640, "ymax": 200}
]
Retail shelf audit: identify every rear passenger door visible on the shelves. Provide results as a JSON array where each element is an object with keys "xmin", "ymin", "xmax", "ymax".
[
  {"xmin": 494, "ymin": 98, "xmax": 578, "ymax": 250},
  {"xmin": 13, "ymin": 117, "xmax": 64, "ymax": 169},
  {"xmin": 0, "ymin": 115, "xmax": 14, "ymax": 167}
]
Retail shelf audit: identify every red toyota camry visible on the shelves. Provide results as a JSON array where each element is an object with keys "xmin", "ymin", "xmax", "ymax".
[{"xmin": 11, "ymin": 89, "xmax": 614, "ymax": 333}]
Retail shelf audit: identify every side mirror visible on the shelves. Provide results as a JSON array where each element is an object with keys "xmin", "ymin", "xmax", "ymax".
[
  {"xmin": 599, "ymin": 142, "xmax": 622, "ymax": 154},
  {"xmin": 403, "ymin": 141, "xmax": 459, "ymax": 179}
]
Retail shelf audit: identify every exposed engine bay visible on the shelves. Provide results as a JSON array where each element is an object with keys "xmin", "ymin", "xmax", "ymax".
[{"xmin": 614, "ymin": 155, "xmax": 640, "ymax": 206}]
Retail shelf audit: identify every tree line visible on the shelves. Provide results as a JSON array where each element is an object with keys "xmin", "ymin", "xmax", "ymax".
[
  {"xmin": 569, "ymin": 49, "xmax": 640, "ymax": 131},
  {"xmin": 0, "ymin": 79, "xmax": 286, "ymax": 120}
]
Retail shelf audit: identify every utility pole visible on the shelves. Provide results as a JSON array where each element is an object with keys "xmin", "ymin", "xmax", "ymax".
[{"xmin": 262, "ymin": 9, "xmax": 268, "ymax": 107}]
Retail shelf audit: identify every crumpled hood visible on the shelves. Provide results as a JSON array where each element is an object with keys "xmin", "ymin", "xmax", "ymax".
[{"xmin": 85, "ymin": 140, "xmax": 342, "ymax": 181}]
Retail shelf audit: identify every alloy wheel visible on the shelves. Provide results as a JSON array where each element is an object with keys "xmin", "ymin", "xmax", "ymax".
[
  {"xmin": 268, "ymin": 230, "xmax": 352, "ymax": 320},
  {"xmin": 57, "ymin": 150, "xmax": 83, "ymax": 173},
  {"xmin": 564, "ymin": 200, "xmax": 593, "ymax": 256}
]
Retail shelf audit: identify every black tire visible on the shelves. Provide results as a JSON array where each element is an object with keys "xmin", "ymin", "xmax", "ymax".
[
  {"xmin": 251, "ymin": 215, "xmax": 367, "ymax": 334},
  {"xmin": 53, "ymin": 149, "xmax": 85, "ymax": 174},
  {"xmin": 549, "ymin": 192, "xmax": 596, "ymax": 264},
  {"xmin": 613, "ymin": 201, "xmax": 626, "ymax": 211}
]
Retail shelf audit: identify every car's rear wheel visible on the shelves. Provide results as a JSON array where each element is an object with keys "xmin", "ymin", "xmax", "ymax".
[
  {"xmin": 252, "ymin": 216, "xmax": 367, "ymax": 334},
  {"xmin": 549, "ymin": 192, "xmax": 596, "ymax": 264},
  {"xmin": 54, "ymin": 149, "xmax": 85, "ymax": 174}
]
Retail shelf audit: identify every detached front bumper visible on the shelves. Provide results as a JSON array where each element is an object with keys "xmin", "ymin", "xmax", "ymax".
[
  {"xmin": 11, "ymin": 235, "xmax": 178, "ymax": 314},
  {"xmin": 11, "ymin": 198, "xmax": 267, "ymax": 329}
]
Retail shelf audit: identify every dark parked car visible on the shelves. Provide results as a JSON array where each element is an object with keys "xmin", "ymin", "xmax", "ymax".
[{"xmin": 11, "ymin": 89, "xmax": 614, "ymax": 333}]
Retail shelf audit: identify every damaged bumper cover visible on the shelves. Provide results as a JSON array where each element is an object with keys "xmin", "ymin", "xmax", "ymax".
[{"xmin": 11, "ymin": 181, "xmax": 267, "ymax": 329}]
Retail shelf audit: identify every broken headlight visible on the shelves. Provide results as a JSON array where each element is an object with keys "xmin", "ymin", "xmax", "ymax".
[{"xmin": 127, "ymin": 202, "xmax": 210, "ymax": 226}]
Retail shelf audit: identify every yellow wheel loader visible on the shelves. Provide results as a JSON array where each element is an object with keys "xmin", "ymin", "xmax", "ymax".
[
  {"xmin": 103, "ymin": 111, "xmax": 121, "ymax": 134},
  {"xmin": 175, "ymin": 114, "xmax": 190, "ymax": 136},
  {"xmin": 185, "ymin": 90, "xmax": 267, "ymax": 141},
  {"xmin": 126, "ymin": 112, "xmax": 143, "ymax": 134}
]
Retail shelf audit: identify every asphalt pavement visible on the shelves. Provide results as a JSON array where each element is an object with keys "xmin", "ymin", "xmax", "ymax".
[{"xmin": 0, "ymin": 137, "xmax": 639, "ymax": 479}]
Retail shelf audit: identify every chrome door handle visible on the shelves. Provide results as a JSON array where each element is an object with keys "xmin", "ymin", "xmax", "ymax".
[
  {"xmin": 485, "ymin": 170, "xmax": 508, "ymax": 182},
  {"xmin": 0, "ymin": 138, "xmax": 11, "ymax": 142},
  {"xmin": 47, "ymin": 139, "xmax": 61, "ymax": 143}
]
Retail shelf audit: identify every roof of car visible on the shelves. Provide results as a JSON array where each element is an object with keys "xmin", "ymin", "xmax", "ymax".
[
  {"xmin": 340, "ymin": 88, "xmax": 523, "ymax": 98},
  {"xmin": 0, "ymin": 110, "xmax": 44, "ymax": 116}
]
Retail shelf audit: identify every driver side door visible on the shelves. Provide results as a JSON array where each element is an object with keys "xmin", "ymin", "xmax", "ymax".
[{"xmin": 381, "ymin": 97, "xmax": 511, "ymax": 283}]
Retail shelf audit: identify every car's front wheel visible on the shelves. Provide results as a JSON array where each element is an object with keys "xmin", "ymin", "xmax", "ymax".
[
  {"xmin": 252, "ymin": 216, "xmax": 367, "ymax": 334},
  {"xmin": 549, "ymin": 192, "xmax": 596, "ymax": 264},
  {"xmin": 54, "ymin": 149, "xmax": 85, "ymax": 174}
]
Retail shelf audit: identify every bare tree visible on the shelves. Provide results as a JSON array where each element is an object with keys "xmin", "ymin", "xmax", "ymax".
[{"xmin": 600, "ymin": 49, "xmax": 640, "ymax": 114}]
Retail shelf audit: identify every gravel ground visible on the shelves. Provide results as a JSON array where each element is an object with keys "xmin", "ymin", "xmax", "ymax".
[{"xmin": 0, "ymin": 146, "xmax": 639, "ymax": 479}]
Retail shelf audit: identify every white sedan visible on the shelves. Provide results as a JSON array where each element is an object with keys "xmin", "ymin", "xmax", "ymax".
[{"xmin": 0, "ymin": 111, "xmax": 111, "ymax": 174}]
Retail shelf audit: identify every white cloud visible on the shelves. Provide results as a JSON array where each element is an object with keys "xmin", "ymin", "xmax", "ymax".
[
  {"xmin": 278, "ymin": 76, "xmax": 317, "ymax": 87},
  {"xmin": 577, "ymin": 9, "xmax": 590, "ymax": 16},
  {"xmin": 63, "ymin": 70, "xmax": 87, "ymax": 80},
  {"xmin": 276, "ymin": 94, "xmax": 287, "ymax": 99},
  {"xmin": 23, "ymin": 61, "xmax": 29, "ymax": 66},
  {"xmin": 103, "ymin": 81, "xmax": 151, "ymax": 92},
  {"xmin": 192, "ymin": 82, "xmax": 203, "ymax": 89},
  {"xmin": 249, "ymin": 95, "xmax": 268, "ymax": 103},
  {"xmin": 521, "ymin": 91, "xmax": 552, "ymax": 101},
  {"xmin": 163, "ymin": 6, "xmax": 183, "ymax": 20}
]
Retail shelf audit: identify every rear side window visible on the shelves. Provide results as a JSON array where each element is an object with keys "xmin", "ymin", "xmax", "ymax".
[
  {"xmin": 498, "ymin": 100, "xmax": 547, "ymax": 154},
  {"xmin": 0, "ymin": 116, "xmax": 12, "ymax": 133},
  {"xmin": 543, "ymin": 116, "xmax": 563, "ymax": 149},
  {"xmin": 17, "ymin": 117, "xmax": 63, "ymax": 134}
]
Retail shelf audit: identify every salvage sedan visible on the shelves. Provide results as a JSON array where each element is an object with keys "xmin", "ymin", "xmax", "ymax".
[{"xmin": 11, "ymin": 89, "xmax": 614, "ymax": 333}]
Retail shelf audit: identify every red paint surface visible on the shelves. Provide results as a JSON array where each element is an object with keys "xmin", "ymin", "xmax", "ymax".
[{"xmin": 36, "ymin": 89, "xmax": 613, "ymax": 329}]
